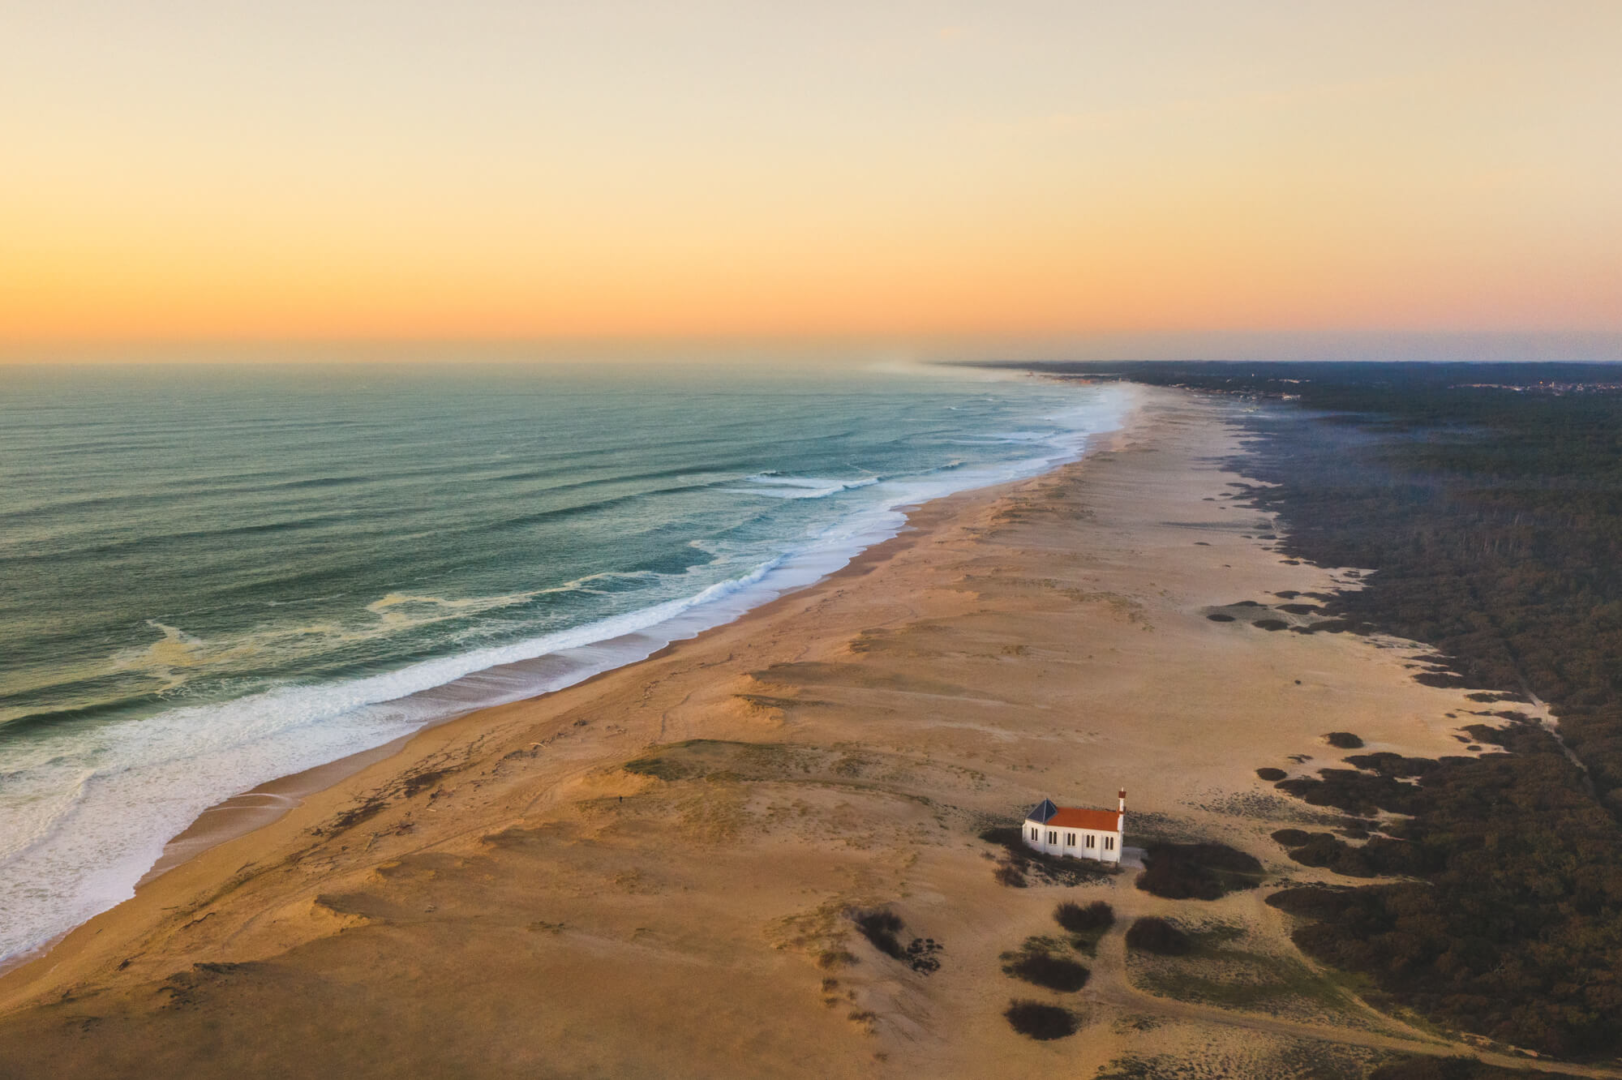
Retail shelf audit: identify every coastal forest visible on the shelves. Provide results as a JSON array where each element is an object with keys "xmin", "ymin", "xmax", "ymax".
[{"xmin": 1011, "ymin": 361, "xmax": 1622, "ymax": 1060}]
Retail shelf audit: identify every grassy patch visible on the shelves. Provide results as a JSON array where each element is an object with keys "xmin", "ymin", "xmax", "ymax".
[
  {"xmin": 1130, "ymin": 919, "xmax": 1360, "ymax": 1018},
  {"xmin": 623, "ymin": 739, "xmax": 818, "ymax": 782}
]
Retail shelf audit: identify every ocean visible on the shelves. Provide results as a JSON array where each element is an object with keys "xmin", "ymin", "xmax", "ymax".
[{"xmin": 0, "ymin": 359, "xmax": 1130, "ymax": 965}]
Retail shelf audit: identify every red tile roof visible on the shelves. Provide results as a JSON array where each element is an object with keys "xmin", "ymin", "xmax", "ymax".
[{"xmin": 1046, "ymin": 807, "xmax": 1121, "ymax": 832}]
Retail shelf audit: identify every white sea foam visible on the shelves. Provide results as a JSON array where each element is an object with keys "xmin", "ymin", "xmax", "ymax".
[
  {"xmin": 0, "ymin": 381, "xmax": 1135, "ymax": 968},
  {"xmin": 725, "ymin": 474, "xmax": 883, "ymax": 499}
]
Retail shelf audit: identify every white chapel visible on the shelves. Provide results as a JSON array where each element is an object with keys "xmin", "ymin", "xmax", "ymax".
[{"xmin": 1022, "ymin": 789, "xmax": 1125, "ymax": 864}]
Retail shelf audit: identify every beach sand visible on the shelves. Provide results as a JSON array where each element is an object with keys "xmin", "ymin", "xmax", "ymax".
[{"xmin": 0, "ymin": 387, "xmax": 1539, "ymax": 1078}]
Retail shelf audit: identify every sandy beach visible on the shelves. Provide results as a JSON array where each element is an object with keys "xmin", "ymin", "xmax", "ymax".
[{"xmin": 0, "ymin": 386, "xmax": 1558, "ymax": 1078}]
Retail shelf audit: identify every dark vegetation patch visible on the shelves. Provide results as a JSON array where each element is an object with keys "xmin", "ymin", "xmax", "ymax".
[
  {"xmin": 995, "ymin": 359, "xmax": 1622, "ymax": 1055},
  {"xmin": 1290, "ymin": 618, "xmax": 1362, "ymax": 634},
  {"xmin": 1344, "ymin": 752, "xmax": 1439, "ymax": 778},
  {"xmin": 1413, "ymin": 670, "xmax": 1471, "ymax": 688},
  {"xmin": 318, "ymin": 797, "xmax": 387, "ymax": 835},
  {"xmin": 1274, "ymin": 831, "xmax": 1423, "ymax": 878},
  {"xmin": 1124, "ymin": 917, "xmax": 1191, "ymax": 956},
  {"xmin": 980, "ymin": 827, "xmax": 1115, "ymax": 888},
  {"xmin": 1276, "ymin": 603, "xmax": 1321, "ymax": 615},
  {"xmin": 849, "ymin": 908, "xmax": 942, "ymax": 974},
  {"xmin": 1252, "ymin": 618, "xmax": 1289, "ymax": 631},
  {"xmin": 1003, "ymin": 1000, "xmax": 1078, "ymax": 1041},
  {"xmin": 903, "ymin": 937, "xmax": 943, "ymax": 974},
  {"xmin": 1274, "ymin": 768, "xmax": 1416, "ymax": 815},
  {"xmin": 1274, "ymin": 767, "xmax": 1422, "ymax": 816},
  {"xmin": 1054, "ymin": 900, "xmax": 1114, "ymax": 955},
  {"xmin": 401, "ymin": 769, "xmax": 446, "ymax": 798},
  {"xmin": 1205, "ymin": 612, "xmax": 1235, "ymax": 622},
  {"xmin": 1054, "ymin": 900, "xmax": 1114, "ymax": 934},
  {"xmin": 1264, "ymin": 717, "xmax": 1622, "ymax": 1053},
  {"xmin": 1255, "ymin": 767, "xmax": 1287, "ymax": 781},
  {"xmin": 1002, "ymin": 947, "xmax": 1089, "ymax": 992},
  {"xmin": 851, "ymin": 909, "xmax": 904, "ymax": 959},
  {"xmin": 1324, "ymin": 731, "xmax": 1364, "ymax": 749},
  {"xmin": 1136, "ymin": 842, "xmax": 1264, "ymax": 900}
]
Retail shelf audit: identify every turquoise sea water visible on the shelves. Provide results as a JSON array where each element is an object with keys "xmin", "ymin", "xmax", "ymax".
[{"xmin": 0, "ymin": 360, "xmax": 1130, "ymax": 964}]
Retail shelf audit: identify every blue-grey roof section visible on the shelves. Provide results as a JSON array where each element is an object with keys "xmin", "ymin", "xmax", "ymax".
[{"xmin": 1027, "ymin": 798, "xmax": 1059, "ymax": 823}]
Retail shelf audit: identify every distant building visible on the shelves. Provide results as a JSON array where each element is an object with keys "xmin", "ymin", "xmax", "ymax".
[{"xmin": 1022, "ymin": 789, "xmax": 1124, "ymax": 863}]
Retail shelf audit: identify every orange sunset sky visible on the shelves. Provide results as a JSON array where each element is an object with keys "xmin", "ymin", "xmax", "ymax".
[{"xmin": 2, "ymin": 1, "xmax": 1620, "ymax": 350}]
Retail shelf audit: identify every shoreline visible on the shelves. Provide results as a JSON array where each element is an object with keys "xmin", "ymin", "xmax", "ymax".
[
  {"xmin": 0, "ymin": 386, "xmax": 1530, "ymax": 1078},
  {"xmin": 0, "ymin": 390, "xmax": 1140, "ymax": 987}
]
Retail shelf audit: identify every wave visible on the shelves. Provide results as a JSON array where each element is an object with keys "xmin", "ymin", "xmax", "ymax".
[{"xmin": 724, "ymin": 474, "xmax": 883, "ymax": 499}]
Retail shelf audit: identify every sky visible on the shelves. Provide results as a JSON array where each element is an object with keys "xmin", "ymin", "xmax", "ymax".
[{"xmin": 3, "ymin": 1, "xmax": 1620, "ymax": 351}]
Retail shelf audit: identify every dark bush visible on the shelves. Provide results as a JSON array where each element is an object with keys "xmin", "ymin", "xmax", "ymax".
[
  {"xmin": 1270, "ymin": 828, "xmax": 1315, "ymax": 847},
  {"xmin": 992, "ymin": 863, "xmax": 1027, "ymax": 888},
  {"xmin": 1125, "ymin": 916, "xmax": 1190, "ymax": 956},
  {"xmin": 1274, "ymin": 768, "xmax": 1418, "ymax": 816},
  {"xmin": 1266, "ymin": 886, "xmax": 1352, "ymax": 919},
  {"xmin": 1054, "ymin": 900, "xmax": 1114, "ymax": 934},
  {"xmin": 1003, "ymin": 1000, "xmax": 1078, "ymax": 1040},
  {"xmin": 1005, "ymin": 953, "xmax": 1089, "ymax": 992},
  {"xmin": 1135, "ymin": 842, "xmax": 1264, "ymax": 900},
  {"xmin": 1252, "ymin": 618, "xmax": 1289, "ymax": 631},
  {"xmin": 1283, "ymin": 834, "xmax": 1376, "ymax": 876},
  {"xmin": 1324, "ymin": 732, "xmax": 1364, "ymax": 749},
  {"xmin": 1344, "ymin": 752, "xmax": 1438, "ymax": 778},
  {"xmin": 851, "ymin": 909, "xmax": 905, "ymax": 960},
  {"xmin": 1256, "ymin": 767, "xmax": 1287, "ymax": 781},
  {"xmin": 1206, "ymin": 613, "xmax": 1235, "ymax": 622}
]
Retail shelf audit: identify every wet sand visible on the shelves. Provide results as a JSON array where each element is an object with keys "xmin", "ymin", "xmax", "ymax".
[{"xmin": 0, "ymin": 386, "xmax": 1541, "ymax": 1078}]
